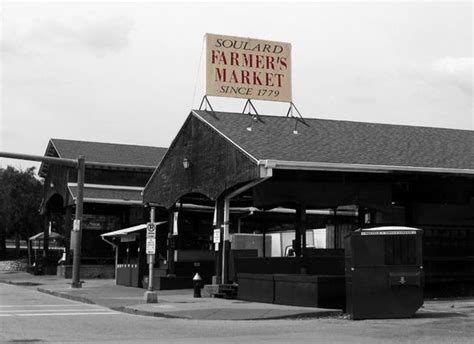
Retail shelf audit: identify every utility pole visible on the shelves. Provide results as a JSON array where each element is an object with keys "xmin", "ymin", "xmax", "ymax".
[{"xmin": 71, "ymin": 156, "xmax": 85, "ymax": 288}]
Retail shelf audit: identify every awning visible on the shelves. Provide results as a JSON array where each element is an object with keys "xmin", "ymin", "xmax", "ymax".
[
  {"xmin": 101, "ymin": 222, "xmax": 167, "ymax": 238},
  {"xmin": 68, "ymin": 183, "xmax": 144, "ymax": 206},
  {"xmin": 28, "ymin": 232, "xmax": 64, "ymax": 241}
]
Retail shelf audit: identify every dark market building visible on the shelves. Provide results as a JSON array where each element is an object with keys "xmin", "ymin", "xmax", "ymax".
[
  {"xmin": 143, "ymin": 110, "xmax": 474, "ymax": 297},
  {"xmin": 38, "ymin": 138, "xmax": 167, "ymax": 277}
]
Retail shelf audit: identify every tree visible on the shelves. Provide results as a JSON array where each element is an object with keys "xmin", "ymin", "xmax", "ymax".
[{"xmin": 0, "ymin": 166, "xmax": 44, "ymax": 258}]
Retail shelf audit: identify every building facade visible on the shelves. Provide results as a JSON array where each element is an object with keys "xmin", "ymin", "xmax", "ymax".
[
  {"xmin": 39, "ymin": 138, "xmax": 167, "ymax": 276},
  {"xmin": 144, "ymin": 110, "xmax": 474, "ymax": 296}
]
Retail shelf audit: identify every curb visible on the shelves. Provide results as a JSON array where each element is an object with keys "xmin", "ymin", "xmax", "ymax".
[
  {"xmin": 37, "ymin": 287, "xmax": 95, "ymax": 305},
  {"xmin": 35, "ymin": 286, "xmax": 344, "ymax": 321},
  {"xmin": 252, "ymin": 310, "xmax": 343, "ymax": 320},
  {"xmin": 116, "ymin": 306, "xmax": 343, "ymax": 321},
  {"xmin": 114, "ymin": 306, "xmax": 187, "ymax": 319},
  {"xmin": 1, "ymin": 280, "xmax": 43, "ymax": 287}
]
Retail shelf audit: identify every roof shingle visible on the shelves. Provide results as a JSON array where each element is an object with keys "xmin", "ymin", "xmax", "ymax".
[
  {"xmin": 39, "ymin": 138, "xmax": 167, "ymax": 176},
  {"xmin": 193, "ymin": 110, "xmax": 474, "ymax": 171}
]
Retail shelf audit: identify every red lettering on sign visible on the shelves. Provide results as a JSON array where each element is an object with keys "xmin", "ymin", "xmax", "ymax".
[
  {"xmin": 241, "ymin": 70, "xmax": 250, "ymax": 84},
  {"xmin": 230, "ymin": 52, "xmax": 239, "ymax": 66},
  {"xmin": 215, "ymin": 68, "xmax": 226, "ymax": 82}
]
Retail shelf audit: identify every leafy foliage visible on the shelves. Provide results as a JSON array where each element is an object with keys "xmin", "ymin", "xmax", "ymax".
[{"xmin": 0, "ymin": 166, "xmax": 44, "ymax": 252}]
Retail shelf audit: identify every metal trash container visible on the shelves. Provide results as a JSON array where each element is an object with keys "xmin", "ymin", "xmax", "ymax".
[{"xmin": 345, "ymin": 226, "xmax": 424, "ymax": 319}]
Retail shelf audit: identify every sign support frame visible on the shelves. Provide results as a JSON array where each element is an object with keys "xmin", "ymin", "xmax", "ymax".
[{"xmin": 198, "ymin": 95, "xmax": 215, "ymax": 112}]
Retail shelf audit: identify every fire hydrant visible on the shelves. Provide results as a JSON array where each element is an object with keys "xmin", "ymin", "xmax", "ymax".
[{"xmin": 193, "ymin": 272, "xmax": 202, "ymax": 298}]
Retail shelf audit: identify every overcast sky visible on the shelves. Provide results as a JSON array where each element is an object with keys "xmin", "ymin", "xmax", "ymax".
[{"xmin": 1, "ymin": 1, "xmax": 472, "ymax": 171}]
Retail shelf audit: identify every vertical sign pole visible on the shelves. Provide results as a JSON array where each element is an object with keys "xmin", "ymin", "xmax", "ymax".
[
  {"xmin": 148, "ymin": 207, "xmax": 156, "ymax": 291},
  {"xmin": 71, "ymin": 155, "xmax": 85, "ymax": 288},
  {"xmin": 144, "ymin": 207, "xmax": 157, "ymax": 303}
]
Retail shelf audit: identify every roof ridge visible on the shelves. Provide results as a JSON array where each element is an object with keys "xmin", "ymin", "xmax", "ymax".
[
  {"xmin": 50, "ymin": 138, "xmax": 167, "ymax": 150},
  {"xmin": 192, "ymin": 110, "xmax": 473, "ymax": 133},
  {"xmin": 191, "ymin": 109, "xmax": 473, "ymax": 173}
]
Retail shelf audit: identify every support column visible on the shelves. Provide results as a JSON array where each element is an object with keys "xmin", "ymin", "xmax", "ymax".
[
  {"xmin": 43, "ymin": 215, "xmax": 50, "ymax": 258},
  {"xmin": 294, "ymin": 204, "xmax": 306, "ymax": 257},
  {"xmin": 222, "ymin": 197, "xmax": 230, "ymax": 284},
  {"xmin": 114, "ymin": 242, "xmax": 119, "ymax": 286},
  {"xmin": 357, "ymin": 206, "xmax": 365, "ymax": 229},
  {"xmin": 213, "ymin": 197, "xmax": 224, "ymax": 284},
  {"xmin": 262, "ymin": 210, "xmax": 266, "ymax": 258},
  {"xmin": 64, "ymin": 207, "xmax": 72, "ymax": 259},
  {"xmin": 294, "ymin": 206, "xmax": 302, "ymax": 257},
  {"xmin": 167, "ymin": 207, "xmax": 175, "ymax": 276},
  {"xmin": 404, "ymin": 186, "xmax": 413, "ymax": 226}
]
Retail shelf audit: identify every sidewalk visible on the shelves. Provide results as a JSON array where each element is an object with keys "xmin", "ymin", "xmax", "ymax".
[{"xmin": 0, "ymin": 271, "xmax": 343, "ymax": 320}]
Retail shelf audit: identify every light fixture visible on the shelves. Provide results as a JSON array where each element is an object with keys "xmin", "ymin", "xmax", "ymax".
[
  {"xmin": 246, "ymin": 114, "xmax": 258, "ymax": 132},
  {"xmin": 183, "ymin": 158, "xmax": 190, "ymax": 169},
  {"xmin": 50, "ymin": 181, "xmax": 54, "ymax": 188}
]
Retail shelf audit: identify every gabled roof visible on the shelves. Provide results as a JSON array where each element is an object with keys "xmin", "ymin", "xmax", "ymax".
[
  {"xmin": 192, "ymin": 110, "xmax": 474, "ymax": 174},
  {"xmin": 39, "ymin": 138, "xmax": 167, "ymax": 177}
]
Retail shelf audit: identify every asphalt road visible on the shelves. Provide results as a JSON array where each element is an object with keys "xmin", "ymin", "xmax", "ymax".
[{"xmin": 1, "ymin": 282, "xmax": 473, "ymax": 344}]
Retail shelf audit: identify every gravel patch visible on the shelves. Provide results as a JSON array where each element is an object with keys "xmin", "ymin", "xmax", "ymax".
[{"xmin": 0, "ymin": 259, "xmax": 28, "ymax": 272}]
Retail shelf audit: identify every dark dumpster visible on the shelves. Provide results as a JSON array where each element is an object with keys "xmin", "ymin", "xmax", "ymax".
[
  {"xmin": 345, "ymin": 226, "xmax": 424, "ymax": 319},
  {"xmin": 274, "ymin": 274, "xmax": 345, "ymax": 309}
]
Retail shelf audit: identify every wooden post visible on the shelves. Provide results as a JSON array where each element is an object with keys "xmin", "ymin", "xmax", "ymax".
[
  {"xmin": 357, "ymin": 206, "xmax": 365, "ymax": 229},
  {"xmin": 114, "ymin": 242, "xmax": 119, "ymax": 286},
  {"xmin": 262, "ymin": 210, "xmax": 266, "ymax": 257},
  {"xmin": 294, "ymin": 204, "xmax": 306, "ymax": 257},
  {"xmin": 213, "ymin": 197, "xmax": 224, "ymax": 284},
  {"xmin": 167, "ymin": 207, "xmax": 175, "ymax": 275},
  {"xmin": 43, "ymin": 215, "xmax": 49, "ymax": 258},
  {"xmin": 301, "ymin": 204, "xmax": 306, "ymax": 256},
  {"xmin": 64, "ymin": 206, "xmax": 72, "ymax": 259}
]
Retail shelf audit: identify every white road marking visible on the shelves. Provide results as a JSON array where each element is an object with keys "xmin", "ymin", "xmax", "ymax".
[
  {"xmin": 0, "ymin": 304, "xmax": 103, "ymax": 308},
  {"xmin": 0, "ymin": 312, "xmax": 120, "ymax": 317},
  {"xmin": 0, "ymin": 282, "xmax": 121, "ymax": 318},
  {"xmin": 0, "ymin": 309, "xmax": 114, "ymax": 313}
]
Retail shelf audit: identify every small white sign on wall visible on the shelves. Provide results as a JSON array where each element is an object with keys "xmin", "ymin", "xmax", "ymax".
[{"xmin": 213, "ymin": 228, "xmax": 221, "ymax": 244}]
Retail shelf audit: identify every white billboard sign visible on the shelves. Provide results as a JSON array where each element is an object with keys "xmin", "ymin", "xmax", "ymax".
[{"xmin": 206, "ymin": 33, "xmax": 292, "ymax": 102}]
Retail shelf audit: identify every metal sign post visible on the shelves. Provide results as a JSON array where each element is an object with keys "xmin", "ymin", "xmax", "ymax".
[
  {"xmin": 146, "ymin": 221, "xmax": 156, "ymax": 291},
  {"xmin": 144, "ymin": 207, "xmax": 158, "ymax": 303}
]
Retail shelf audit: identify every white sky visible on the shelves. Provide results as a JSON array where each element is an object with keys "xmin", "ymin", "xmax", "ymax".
[{"xmin": 1, "ymin": 0, "xmax": 473, "ymax": 171}]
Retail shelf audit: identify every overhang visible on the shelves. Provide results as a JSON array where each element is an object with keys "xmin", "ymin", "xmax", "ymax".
[
  {"xmin": 258, "ymin": 160, "xmax": 474, "ymax": 176},
  {"xmin": 68, "ymin": 183, "xmax": 144, "ymax": 205},
  {"xmin": 101, "ymin": 222, "xmax": 167, "ymax": 237}
]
